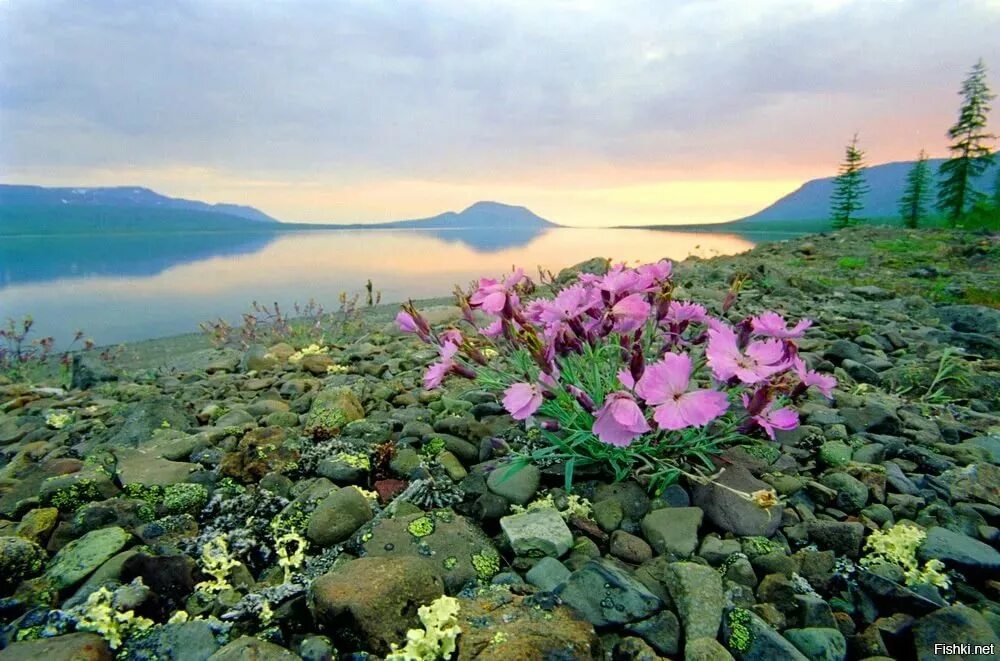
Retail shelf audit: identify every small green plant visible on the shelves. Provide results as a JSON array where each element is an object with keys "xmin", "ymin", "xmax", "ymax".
[{"xmin": 836, "ymin": 256, "xmax": 866, "ymax": 270}]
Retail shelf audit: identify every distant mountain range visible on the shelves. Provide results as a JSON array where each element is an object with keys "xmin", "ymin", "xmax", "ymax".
[
  {"xmin": 0, "ymin": 184, "xmax": 556, "ymax": 235},
  {"xmin": 0, "ymin": 184, "xmax": 277, "ymax": 223},
  {"xmin": 733, "ymin": 158, "xmax": 999, "ymax": 225}
]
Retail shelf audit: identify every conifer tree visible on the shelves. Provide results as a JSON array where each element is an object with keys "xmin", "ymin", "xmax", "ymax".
[
  {"xmin": 898, "ymin": 150, "xmax": 933, "ymax": 228},
  {"xmin": 937, "ymin": 59, "xmax": 996, "ymax": 225},
  {"xmin": 830, "ymin": 133, "xmax": 870, "ymax": 229}
]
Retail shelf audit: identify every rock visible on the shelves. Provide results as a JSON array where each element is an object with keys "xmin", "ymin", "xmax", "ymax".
[
  {"xmin": 819, "ymin": 472, "xmax": 869, "ymax": 513},
  {"xmin": 936, "ymin": 304, "xmax": 1000, "ymax": 335},
  {"xmin": 557, "ymin": 557, "xmax": 662, "ymax": 626},
  {"xmin": 966, "ymin": 435, "xmax": 1000, "ymax": 463},
  {"xmin": 823, "ymin": 340, "xmax": 866, "ymax": 365},
  {"xmin": 215, "ymin": 408, "xmax": 255, "ymax": 427},
  {"xmin": 626, "ymin": 610, "xmax": 680, "ymax": 656},
  {"xmin": 698, "ymin": 535, "xmax": 742, "ymax": 566},
  {"xmin": 360, "ymin": 511, "xmax": 501, "ymax": 592},
  {"xmin": 44, "ymin": 526, "xmax": 131, "ymax": 589},
  {"xmin": 918, "ymin": 526, "xmax": 1000, "ymax": 574},
  {"xmin": 641, "ymin": 507, "xmax": 703, "ymax": 556},
  {"xmin": 0, "ymin": 633, "xmax": 112, "ymax": 660},
  {"xmin": 0, "ymin": 535, "xmax": 47, "ymax": 591},
  {"xmin": 115, "ymin": 448, "xmax": 198, "ymax": 487},
  {"xmin": 525, "ymin": 556, "xmax": 572, "ymax": 592},
  {"xmin": 723, "ymin": 608, "xmax": 808, "ymax": 660},
  {"xmin": 663, "ymin": 562, "xmax": 725, "ymax": 641},
  {"xmin": 105, "ymin": 397, "xmax": 194, "ymax": 446},
  {"xmin": 842, "ymin": 359, "xmax": 882, "ymax": 385},
  {"xmin": 841, "ymin": 403, "xmax": 901, "ymax": 435},
  {"xmin": 300, "ymin": 354, "xmax": 335, "ymax": 375},
  {"xmin": 556, "ymin": 257, "xmax": 610, "ymax": 285},
  {"xmin": 935, "ymin": 463, "xmax": 999, "ymax": 507},
  {"xmin": 15, "ymin": 506, "xmax": 59, "ymax": 544},
  {"xmin": 610, "ymin": 530, "xmax": 654, "ymax": 565},
  {"xmin": 70, "ymin": 354, "xmax": 117, "ymax": 390},
  {"xmin": 593, "ymin": 498, "xmax": 624, "ymax": 532},
  {"xmin": 818, "ymin": 441, "xmax": 853, "ymax": 467},
  {"xmin": 310, "ymin": 556, "xmax": 444, "ymax": 656},
  {"xmin": 455, "ymin": 592, "xmax": 600, "ymax": 660},
  {"xmin": 851, "ymin": 285, "xmax": 894, "ymax": 300},
  {"xmin": 240, "ymin": 344, "xmax": 279, "ymax": 372},
  {"xmin": 220, "ymin": 426, "xmax": 298, "ymax": 483},
  {"xmin": 685, "ymin": 637, "xmax": 735, "ymax": 661},
  {"xmin": 208, "ymin": 637, "xmax": 300, "ymax": 660},
  {"xmin": 306, "ymin": 486, "xmax": 373, "ymax": 547},
  {"xmin": 487, "ymin": 462, "xmax": 541, "ymax": 505},
  {"xmin": 500, "ymin": 508, "xmax": 574, "ymax": 558},
  {"xmin": 692, "ymin": 466, "xmax": 782, "ymax": 537},
  {"xmin": 122, "ymin": 619, "xmax": 221, "ymax": 660},
  {"xmin": 304, "ymin": 388, "xmax": 365, "ymax": 440},
  {"xmin": 913, "ymin": 605, "xmax": 1000, "ymax": 661},
  {"xmin": 806, "ymin": 520, "xmax": 864, "ymax": 557},
  {"xmin": 784, "ymin": 628, "xmax": 847, "ymax": 661}
]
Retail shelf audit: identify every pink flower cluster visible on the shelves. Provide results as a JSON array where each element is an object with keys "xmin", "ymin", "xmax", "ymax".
[{"xmin": 398, "ymin": 261, "xmax": 836, "ymax": 447}]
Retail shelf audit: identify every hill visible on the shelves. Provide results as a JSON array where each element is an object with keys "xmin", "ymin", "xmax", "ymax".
[
  {"xmin": 0, "ymin": 185, "xmax": 277, "ymax": 223},
  {"xmin": 314, "ymin": 201, "xmax": 557, "ymax": 230},
  {"xmin": 733, "ymin": 158, "xmax": 999, "ymax": 225}
]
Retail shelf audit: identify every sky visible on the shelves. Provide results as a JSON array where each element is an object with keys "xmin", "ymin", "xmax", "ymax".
[{"xmin": 1, "ymin": 0, "xmax": 998, "ymax": 226}]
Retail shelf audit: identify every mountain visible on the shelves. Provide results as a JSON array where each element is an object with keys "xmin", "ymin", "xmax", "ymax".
[
  {"xmin": 0, "ymin": 185, "xmax": 277, "ymax": 223},
  {"xmin": 734, "ymin": 158, "xmax": 999, "ymax": 225},
  {"xmin": 365, "ymin": 201, "xmax": 556, "ymax": 229}
]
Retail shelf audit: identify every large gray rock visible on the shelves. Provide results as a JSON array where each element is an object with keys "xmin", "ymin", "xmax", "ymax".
[
  {"xmin": 500, "ymin": 507, "xmax": 573, "ymax": 558},
  {"xmin": 306, "ymin": 487, "xmax": 372, "ymax": 547},
  {"xmin": 641, "ymin": 507, "xmax": 703, "ymax": 556},
  {"xmin": 105, "ymin": 397, "xmax": 194, "ymax": 447},
  {"xmin": 557, "ymin": 558, "xmax": 662, "ymax": 626},
  {"xmin": 919, "ymin": 526, "xmax": 1000, "ymax": 574},
  {"xmin": 913, "ymin": 605, "xmax": 1000, "ymax": 661},
  {"xmin": 663, "ymin": 562, "xmax": 725, "ymax": 641},
  {"xmin": 487, "ymin": 463, "xmax": 541, "ymax": 505},
  {"xmin": 784, "ymin": 628, "xmax": 847, "ymax": 661},
  {"xmin": 692, "ymin": 466, "xmax": 782, "ymax": 537},
  {"xmin": 44, "ymin": 526, "xmax": 131, "ymax": 589}
]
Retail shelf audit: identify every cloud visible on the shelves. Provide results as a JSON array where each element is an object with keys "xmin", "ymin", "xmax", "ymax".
[{"xmin": 1, "ymin": 0, "xmax": 997, "ymax": 221}]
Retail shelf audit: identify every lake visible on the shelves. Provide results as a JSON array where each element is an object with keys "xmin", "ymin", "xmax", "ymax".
[{"xmin": 0, "ymin": 226, "xmax": 797, "ymax": 347}]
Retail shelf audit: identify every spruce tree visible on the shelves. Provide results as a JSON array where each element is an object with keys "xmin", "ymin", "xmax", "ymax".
[
  {"xmin": 898, "ymin": 150, "xmax": 933, "ymax": 228},
  {"xmin": 937, "ymin": 59, "xmax": 996, "ymax": 225},
  {"xmin": 830, "ymin": 133, "xmax": 870, "ymax": 229}
]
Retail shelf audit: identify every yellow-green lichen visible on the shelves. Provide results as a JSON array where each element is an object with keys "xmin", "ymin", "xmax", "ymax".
[
  {"xmin": 509, "ymin": 493, "xmax": 593, "ymax": 521},
  {"xmin": 194, "ymin": 536, "xmax": 240, "ymax": 594},
  {"xmin": 73, "ymin": 582, "xmax": 154, "ymax": 650},
  {"xmin": 386, "ymin": 595, "xmax": 461, "ymax": 661},
  {"xmin": 727, "ymin": 608, "xmax": 754, "ymax": 653},
  {"xmin": 471, "ymin": 550, "xmax": 500, "ymax": 580},
  {"xmin": 275, "ymin": 531, "xmax": 308, "ymax": 583},
  {"xmin": 861, "ymin": 522, "xmax": 950, "ymax": 588},
  {"xmin": 408, "ymin": 516, "xmax": 435, "ymax": 538},
  {"xmin": 45, "ymin": 411, "xmax": 73, "ymax": 430},
  {"xmin": 336, "ymin": 452, "xmax": 371, "ymax": 471}
]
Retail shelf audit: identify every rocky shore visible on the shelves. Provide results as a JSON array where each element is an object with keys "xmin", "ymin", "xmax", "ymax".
[{"xmin": 0, "ymin": 226, "xmax": 998, "ymax": 660}]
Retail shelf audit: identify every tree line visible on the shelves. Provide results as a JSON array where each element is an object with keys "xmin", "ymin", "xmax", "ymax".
[{"xmin": 831, "ymin": 59, "xmax": 998, "ymax": 230}]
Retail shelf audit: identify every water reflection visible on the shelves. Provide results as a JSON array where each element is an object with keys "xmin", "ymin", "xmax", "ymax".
[{"xmin": 0, "ymin": 228, "xmax": 756, "ymax": 345}]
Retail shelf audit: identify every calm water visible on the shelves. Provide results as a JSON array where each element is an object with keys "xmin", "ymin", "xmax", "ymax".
[{"xmin": 0, "ymin": 227, "xmax": 784, "ymax": 346}]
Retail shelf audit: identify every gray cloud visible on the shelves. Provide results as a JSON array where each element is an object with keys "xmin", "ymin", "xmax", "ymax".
[{"xmin": 1, "ymin": 0, "xmax": 997, "ymax": 181}]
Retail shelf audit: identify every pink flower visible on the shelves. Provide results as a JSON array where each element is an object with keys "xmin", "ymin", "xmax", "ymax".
[
  {"xmin": 793, "ymin": 357, "xmax": 837, "ymax": 398},
  {"xmin": 440, "ymin": 329, "xmax": 463, "ymax": 345},
  {"xmin": 597, "ymin": 265, "xmax": 643, "ymax": 298},
  {"xmin": 635, "ymin": 353, "xmax": 729, "ymax": 430},
  {"xmin": 636, "ymin": 260, "xmax": 673, "ymax": 286},
  {"xmin": 469, "ymin": 268, "xmax": 524, "ymax": 315},
  {"xmin": 480, "ymin": 319, "xmax": 503, "ymax": 337},
  {"xmin": 592, "ymin": 391, "xmax": 651, "ymax": 447},
  {"xmin": 706, "ymin": 325, "xmax": 789, "ymax": 384},
  {"xmin": 611, "ymin": 293, "xmax": 651, "ymax": 332},
  {"xmin": 662, "ymin": 301, "xmax": 709, "ymax": 325},
  {"xmin": 423, "ymin": 342, "xmax": 459, "ymax": 389},
  {"xmin": 503, "ymin": 383, "xmax": 543, "ymax": 420},
  {"xmin": 528, "ymin": 285, "xmax": 598, "ymax": 326},
  {"xmin": 396, "ymin": 311, "xmax": 419, "ymax": 334},
  {"xmin": 751, "ymin": 312, "xmax": 813, "ymax": 339},
  {"xmin": 742, "ymin": 394, "xmax": 799, "ymax": 439}
]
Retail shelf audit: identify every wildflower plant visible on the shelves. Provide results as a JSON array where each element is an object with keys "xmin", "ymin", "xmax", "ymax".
[{"xmin": 398, "ymin": 261, "xmax": 836, "ymax": 493}]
